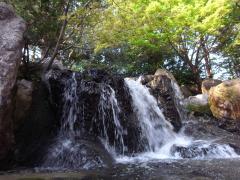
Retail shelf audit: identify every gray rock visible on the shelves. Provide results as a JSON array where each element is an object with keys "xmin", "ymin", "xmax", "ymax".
[
  {"xmin": 14, "ymin": 79, "xmax": 33, "ymax": 129},
  {"xmin": 0, "ymin": 2, "xmax": 26, "ymax": 160}
]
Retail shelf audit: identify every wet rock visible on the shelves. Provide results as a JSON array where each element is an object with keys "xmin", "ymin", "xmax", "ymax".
[
  {"xmin": 14, "ymin": 79, "xmax": 33, "ymax": 129},
  {"xmin": 209, "ymin": 79, "xmax": 240, "ymax": 121},
  {"xmin": 171, "ymin": 143, "xmax": 232, "ymax": 159},
  {"xmin": 183, "ymin": 94, "xmax": 211, "ymax": 114},
  {"xmin": 41, "ymin": 59, "xmax": 66, "ymax": 71},
  {"xmin": 183, "ymin": 115, "xmax": 240, "ymax": 150},
  {"xmin": 43, "ymin": 135, "xmax": 114, "ymax": 169},
  {"xmin": 201, "ymin": 79, "xmax": 222, "ymax": 94},
  {"xmin": 0, "ymin": 2, "xmax": 26, "ymax": 161}
]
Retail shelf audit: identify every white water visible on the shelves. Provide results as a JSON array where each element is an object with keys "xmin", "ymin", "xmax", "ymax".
[
  {"xmin": 98, "ymin": 85, "xmax": 126, "ymax": 155},
  {"xmin": 62, "ymin": 72, "xmax": 78, "ymax": 132},
  {"xmin": 117, "ymin": 78, "xmax": 239, "ymax": 163},
  {"xmin": 125, "ymin": 78, "xmax": 176, "ymax": 151},
  {"xmin": 44, "ymin": 73, "xmax": 239, "ymax": 168}
]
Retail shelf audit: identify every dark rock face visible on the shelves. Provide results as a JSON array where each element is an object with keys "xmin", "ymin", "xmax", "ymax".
[
  {"xmin": 0, "ymin": 3, "xmax": 26, "ymax": 161},
  {"xmin": 47, "ymin": 69, "xmax": 144, "ymax": 156},
  {"xmin": 14, "ymin": 82, "xmax": 57, "ymax": 167},
  {"xmin": 14, "ymin": 79, "xmax": 34, "ymax": 130}
]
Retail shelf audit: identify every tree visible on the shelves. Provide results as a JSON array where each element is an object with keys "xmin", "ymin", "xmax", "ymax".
[
  {"xmin": 91, "ymin": 0, "xmax": 237, "ymax": 87},
  {"xmin": 9, "ymin": 0, "xmax": 104, "ymax": 70}
]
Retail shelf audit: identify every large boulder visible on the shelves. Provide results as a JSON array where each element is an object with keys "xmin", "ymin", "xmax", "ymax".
[
  {"xmin": 201, "ymin": 79, "xmax": 222, "ymax": 94},
  {"xmin": 209, "ymin": 79, "xmax": 240, "ymax": 121},
  {"xmin": 0, "ymin": 3, "xmax": 26, "ymax": 160}
]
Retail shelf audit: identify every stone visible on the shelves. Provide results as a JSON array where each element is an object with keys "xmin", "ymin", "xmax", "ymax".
[
  {"xmin": 183, "ymin": 94, "xmax": 211, "ymax": 114},
  {"xmin": 14, "ymin": 79, "xmax": 33, "ymax": 129},
  {"xmin": 209, "ymin": 79, "xmax": 240, "ymax": 121},
  {"xmin": 201, "ymin": 78, "xmax": 222, "ymax": 94},
  {"xmin": 0, "ymin": 3, "xmax": 26, "ymax": 160}
]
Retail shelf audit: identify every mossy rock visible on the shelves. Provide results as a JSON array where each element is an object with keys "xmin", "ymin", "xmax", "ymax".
[{"xmin": 186, "ymin": 103, "xmax": 211, "ymax": 114}]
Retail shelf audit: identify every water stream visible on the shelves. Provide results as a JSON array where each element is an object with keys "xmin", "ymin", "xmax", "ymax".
[
  {"xmin": 43, "ymin": 73, "xmax": 239, "ymax": 169},
  {"xmin": 117, "ymin": 78, "xmax": 238, "ymax": 163}
]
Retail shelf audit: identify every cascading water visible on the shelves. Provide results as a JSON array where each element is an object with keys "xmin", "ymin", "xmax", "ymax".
[
  {"xmin": 61, "ymin": 72, "xmax": 78, "ymax": 132},
  {"xmin": 171, "ymin": 80, "xmax": 188, "ymax": 122},
  {"xmin": 43, "ymin": 72, "xmax": 93, "ymax": 169},
  {"xmin": 116, "ymin": 78, "xmax": 239, "ymax": 163},
  {"xmin": 124, "ymin": 78, "xmax": 176, "ymax": 152},
  {"xmin": 44, "ymin": 70, "xmax": 239, "ymax": 169},
  {"xmin": 97, "ymin": 85, "xmax": 126, "ymax": 155},
  {"xmin": 43, "ymin": 73, "xmax": 126, "ymax": 168}
]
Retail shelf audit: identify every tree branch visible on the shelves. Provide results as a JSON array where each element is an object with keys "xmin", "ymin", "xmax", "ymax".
[{"xmin": 45, "ymin": 0, "xmax": 71, "ymax": 71}]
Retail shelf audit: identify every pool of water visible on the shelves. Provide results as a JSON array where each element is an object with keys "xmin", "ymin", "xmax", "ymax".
[{"xmin": 2, "ymin": 158, "xmax": 240, "ymax": 180}]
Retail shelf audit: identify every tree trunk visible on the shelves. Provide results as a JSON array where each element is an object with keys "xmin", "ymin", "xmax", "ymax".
[
  {"xmin": 200, "ymin": 36, "xmax": 212, "ymax": 78},
  {"xmin": 45, "ymin": 0, "xmax": 70, "ymax": 72}
]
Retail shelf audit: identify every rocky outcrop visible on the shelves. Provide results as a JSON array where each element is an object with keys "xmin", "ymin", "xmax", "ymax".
[
  {"xmin": 201, "ymin": 79, "xmax": 222, "ymax": 94},
  {"xmin": 139, "ymin": 69, "xmax": 183, "ymax": 131},
  {"xmin": 209, "ymin": 79, "xmax": 240, "ymax": 121},
  {"xmin": 0, "ymin": 3, "xmax": 26, "ymax": 160}
]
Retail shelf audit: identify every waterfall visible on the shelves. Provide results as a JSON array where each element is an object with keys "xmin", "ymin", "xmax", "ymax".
[
  {"xmin": 43, "ymin": 72, "xmax": 87, "ymax": 169},
  {"xmin": 97, "ymin": 85, "xmax": 126, "ymax": 155},
  {"xmin": 61, "ymin": 72, "xmax": 78, "ymax": 133},
  {"xmin": 125, "ymin": 78, "xmax": 176, "ymax": 151},
  {"xmin": 44, "ymin": 71, "xmax": 239, "ymax": 169},
  {"xmin": 43, "ymin": 73, "xmax": 126, "ymax": 168},
  {"xmin": 170, "ymin": 80, "xmax": 188, "ymax": 122},
  {"xmin": 117, "ymin": 78, "xmax": 239, "ymax": 163}
]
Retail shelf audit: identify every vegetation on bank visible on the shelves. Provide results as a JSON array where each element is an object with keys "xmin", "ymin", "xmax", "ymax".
[{"xmin": 3, "ymin": 0, "xmax": 240, "ymax": 87}]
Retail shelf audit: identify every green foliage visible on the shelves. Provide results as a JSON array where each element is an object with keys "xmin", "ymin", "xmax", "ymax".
[
  {"xmin": 88, "ymin": 0, "xmax": 239, "ymax": 82},
  {"xmin": 10, "ymin": 0, "xmax": 66, "ymax": 47},
  {"xmin": 9, "ymin": 0, "xmax": 239, "ymax": 82}
]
